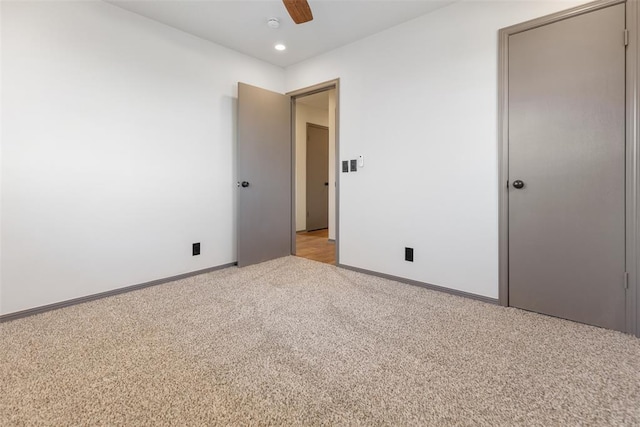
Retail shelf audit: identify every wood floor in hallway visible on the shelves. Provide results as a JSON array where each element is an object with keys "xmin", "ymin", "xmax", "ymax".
[{"xmin": 295, "ymin": 229, "xmax": 335, "ymax": 265}]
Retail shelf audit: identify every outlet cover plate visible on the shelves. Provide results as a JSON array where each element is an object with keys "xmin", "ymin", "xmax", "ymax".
[{"xmin": 405, "ymin": 247, "xmax": 414, "ymax": 262}]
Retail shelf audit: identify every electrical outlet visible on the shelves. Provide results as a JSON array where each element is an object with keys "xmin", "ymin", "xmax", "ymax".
[
  {"xmin": 405, "ymin": 247, "xmax": 414, "ymax": 262},
  {"xmin": 193, "ymin": 243, "xmax": 201, "ymax": 256}
]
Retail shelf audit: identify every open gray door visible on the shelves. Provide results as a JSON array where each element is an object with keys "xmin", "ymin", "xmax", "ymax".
[
  {"xmin": 237, "ymin": 83, "xmax": 291, "ymax": 267},
  {"xmin": 508, "ymin": 4, "xmax": 626, "ymax": 331}
]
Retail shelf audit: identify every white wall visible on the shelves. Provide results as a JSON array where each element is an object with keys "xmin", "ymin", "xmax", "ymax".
[
  {"xmin": 0, "ymin": 0, "xmax": 284, "ymax": 314},
  {"xmin": 285, "ymin": 0, "xmax": 589, "ymax": 299},
  {"xmin": 295, "ymin": 103, "xmax": 328, "ymax": 231},
  {"xmin": 0, "ymin": 1, "xmax": 4, "ymax": 312}
]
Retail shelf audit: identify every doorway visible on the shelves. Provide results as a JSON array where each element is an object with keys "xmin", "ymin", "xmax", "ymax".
[
  {"xmin": 236, "ymin": 80, "xmax": 340, "ymax": 269},
  {"xmin": 498, "ymin": 0, "xmax": 639, "ymax": 334},
  {"xmin": 291, "ymin": 84, "xmax": 338, "ymax": 265},
  {"xmin": 306, "ymin": 124, "xmax": 330, "ymax": 231}
]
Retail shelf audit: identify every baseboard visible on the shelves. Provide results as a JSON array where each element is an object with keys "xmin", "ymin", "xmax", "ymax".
[
  {"xmin": 336, "ymin": 263, "xmax": 499, "ymax": 305},
  {"xmin": 0, "ymin": 262, "xmax": 237, "ymax": 323}
]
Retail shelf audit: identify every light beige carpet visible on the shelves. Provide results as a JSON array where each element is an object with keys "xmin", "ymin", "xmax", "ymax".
[{"xmin": 1, "ymin": 256, "xmax": 639, "ymax": 426}]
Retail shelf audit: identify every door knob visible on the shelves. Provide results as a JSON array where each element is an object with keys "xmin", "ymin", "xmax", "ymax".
[
  {"xmin": 512, "ymin": 180, "xmax": 525, "ymax": 189},
  {"xmin": 241, "ymin": 181, "xmax": 250, "ymax": 188}
]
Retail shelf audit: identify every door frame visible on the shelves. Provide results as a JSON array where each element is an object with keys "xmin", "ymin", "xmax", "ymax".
[
  {"xmin": 498, "ymin": 0, "xmax": 639, "ymax": 336},
  {"xmin": 287, "ymin": 79, "xmax": 340, "ymax": 264}
]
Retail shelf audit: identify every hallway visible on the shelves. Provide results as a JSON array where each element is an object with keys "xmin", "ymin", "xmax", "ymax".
[{"xmin": 295, "ymin": 229, "xmax": 335, "ymax": 265}]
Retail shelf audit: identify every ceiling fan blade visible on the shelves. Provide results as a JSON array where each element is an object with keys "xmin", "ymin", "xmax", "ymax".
[{"xmin": 282, "ymin": 0, "xmax": 313, "ymax": 24}]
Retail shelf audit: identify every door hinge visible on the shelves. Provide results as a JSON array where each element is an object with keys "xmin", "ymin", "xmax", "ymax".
[
  {"xmin": 624, "ymin": 29, "xmax": 629, "ymax": 46},
  {"xmin": 624, "ymin": 272, "xmax": 629, "ymax": 289}
]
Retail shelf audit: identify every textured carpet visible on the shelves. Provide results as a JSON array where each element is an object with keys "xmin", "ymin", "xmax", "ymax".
[{"xmin": 1, "ymin": 256, "xmax": 639, "ymax": 426}]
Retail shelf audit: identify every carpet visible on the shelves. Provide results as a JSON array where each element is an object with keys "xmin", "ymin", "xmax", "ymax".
[{"xmin": 1, "ymin": 256, "xmax": 639, "ymax": 425}]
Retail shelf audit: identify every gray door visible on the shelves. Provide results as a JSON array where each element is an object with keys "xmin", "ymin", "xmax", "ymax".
[
  {"xmin": 306, "ymin": 124, "xmax": 329, "ymax": 231},
  {"xmin": 508, "ymin": 4, "xmax": 626, "ymax": 331},
  {"xmin": 237, "ymin": 83, "xmax": 291, "ymax": 267}
]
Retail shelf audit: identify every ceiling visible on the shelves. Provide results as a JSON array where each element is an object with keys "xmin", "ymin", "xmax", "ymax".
[
  {"xmin": 297, "ymin": 90, "xmax": 330, "ymax": 110},
  {"xmin": 106, "ymin": 0, "xmax": 457, "ymax": 67}
]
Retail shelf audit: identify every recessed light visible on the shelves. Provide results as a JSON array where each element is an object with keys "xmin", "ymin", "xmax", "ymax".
[{"xmin": 275, "ymin": 44, "xmax": 286, "ymax": 51}]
